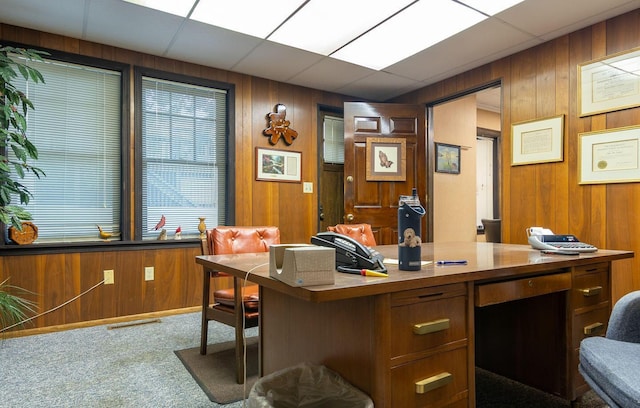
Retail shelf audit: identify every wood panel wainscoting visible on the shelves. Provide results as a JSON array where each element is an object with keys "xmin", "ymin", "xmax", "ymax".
[{"xmin": 0, "ymin": 245, "xmax": 205, "ymax": 335}]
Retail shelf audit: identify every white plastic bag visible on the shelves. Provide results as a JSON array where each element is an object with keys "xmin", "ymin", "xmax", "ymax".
[{"xmin": 248, "ymin": 362, "xmax": 374, "ymax": 408}]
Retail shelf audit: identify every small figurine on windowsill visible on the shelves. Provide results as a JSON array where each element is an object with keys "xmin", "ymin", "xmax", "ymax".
[
  {"xmin": 174, "ymin": 226, "xmax": 182, "ymax": 240},
  {"xmin": 97, "ymin": 224, "xmax": 120, "ymax": 241},
  {"xmin": 157, "ymin": 228, "xmax": 167, "ymax": 240}
]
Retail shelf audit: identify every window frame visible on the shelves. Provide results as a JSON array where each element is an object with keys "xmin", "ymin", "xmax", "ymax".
[
  {"xmin": 132, "ymin": 67, "xmax": 235, "ymax": 241},
  {"xmin": 0, "ymin": 42, "xmax": 130, "ymax": 251}
]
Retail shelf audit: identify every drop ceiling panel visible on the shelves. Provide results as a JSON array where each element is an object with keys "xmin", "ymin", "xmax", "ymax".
[
  {"xmin": 337, "ymin": 71, "xmax": 420, "ymax": 101},
  {"xmin": 0, "ymin": 0, "xmax": 86, "ymax": 39},
  {"xmin": 287, "ymin": 58, "xmax": 376, "ymax": 94},
  {"xmin": 230, "ymin": 41, "xmax": 325, "ymax": 83},
  {"xmin": 498, "ymin": 0, "xmax": 640, "ymax": 39},
  {"xmin": 166, "ymin": 21, "xmax": 263, "ymax": 71},
  {"xmin": 85, "ymin": 1, "xmax": 183, "ymax": 56},
  {"xmin": 387, "ymin": 18, "xmax": 541, "ymax": 83}
]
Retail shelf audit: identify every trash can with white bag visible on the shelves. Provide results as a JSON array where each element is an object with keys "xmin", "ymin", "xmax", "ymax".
[{"xmin": 248, "ymin": 362, "xmax": 374, "ymax": 408}]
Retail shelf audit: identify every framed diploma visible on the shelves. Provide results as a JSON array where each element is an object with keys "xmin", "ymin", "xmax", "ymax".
[
  {"xmin": 578, "ymin": 47, "xmax": 640, "ymax": 117},
  {"xmin": 579, "ymin": 125, "xmax": 640, "ymax": 185},
  {"xmin": 511, "ymin": 115, "xmax": 564, "ymax": 166}
]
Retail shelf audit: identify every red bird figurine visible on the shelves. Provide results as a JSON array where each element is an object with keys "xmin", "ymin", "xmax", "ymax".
[{"xmin": 153, "ymin": 214, "xmax": 166, "ymax": 231}]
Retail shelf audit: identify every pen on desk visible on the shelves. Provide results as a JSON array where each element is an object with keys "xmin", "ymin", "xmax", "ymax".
[
  {"xmin": 337, "ymin": 268, "xmax": 388, "ymax": 277},
  {"xmin": 436, "ymin": 260, "xmax": 468, "ymax": 265},
  {"xmin": 361, "ymin": 269, "xmax": 388, "ymax": 277}
]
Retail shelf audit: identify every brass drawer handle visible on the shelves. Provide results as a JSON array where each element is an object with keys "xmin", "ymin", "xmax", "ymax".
[
  {"xmin": 584, "ymin": 322, "xmax": 604, "ymax": 336},
  {"xmin": 579, "ymin": 286, "xmax": 602, "ymax": 297},
  {"xmin": 415, "ymin": 372, "xmax": 452, "ymax": 394},
  {"xmin": 413, "ymin": 318, "xmax": 450, "ymax": 335}
]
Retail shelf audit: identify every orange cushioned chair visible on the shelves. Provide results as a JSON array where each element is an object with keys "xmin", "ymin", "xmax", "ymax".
[
  {"xmin": 200, "ymin": 226, "xmax": 280, "ymax": 384},
  {"xmin": 327, "ymin": 223, "xmax": 377, "ymax": 247}
]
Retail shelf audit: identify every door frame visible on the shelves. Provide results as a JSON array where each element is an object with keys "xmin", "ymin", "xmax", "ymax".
[
  {"xmin": 316, "ymin": 104, "xmax": 344, "ymax": 233},
  {"xmin": 425, "ymin": 80, "xmax": 502, "ymax": 243}
]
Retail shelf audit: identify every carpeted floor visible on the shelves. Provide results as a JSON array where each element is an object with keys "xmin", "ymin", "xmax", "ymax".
[
  {"xmin": 0, "ymin": 312, "xmax": 608, "ymax": 407},
  {"xmin": 476, "ymin": 368, "xmax": 606, "ymax": 408},
  {"xmin": 0, "ymin": 312, "xmax": 255, "ymax": 408}
]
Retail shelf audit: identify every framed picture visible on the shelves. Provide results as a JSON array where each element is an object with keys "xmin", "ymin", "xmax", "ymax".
[
  {"xmin": 365, "ymin": 137, "xmax": 406, "ymax": 181},
  {"xmin": 511, "ymin": 115, "xmax": 564, "ymax": 166},
  {"xmin": 578, "ymin": 46, "xmax": 640, "ymax": 117},
  {"xmin": 578, "ymin": 125, "xmax": 640, "ymax": 185},
  {"xmin": 256, "ymin": 147, "xmax": 302, "ymax": 182},
  {"xmin": 435, "ymin": 143, "xmax": 461, "ymax": 174}
]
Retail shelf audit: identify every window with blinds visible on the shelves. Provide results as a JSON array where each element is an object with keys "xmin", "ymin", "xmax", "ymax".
[
  {"xmin": 323, "ymin": 115, "xmax": 344, "ymax": 164},
  {"xmin": 139, "ymin": 75, "xmax": 228, "ymax": 240},
  {"xmin": 10, "ymin": 57, "xmax": 122, "ymax": 243}
]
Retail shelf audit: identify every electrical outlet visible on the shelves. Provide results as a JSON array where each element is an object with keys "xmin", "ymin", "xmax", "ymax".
[
  {"xmin": 144, "ymin": 266, "xmax": 154, "ymax": 281},
  {"xmin": 104, "ymin": 269, "xmax": 114, "ymax": 285}
]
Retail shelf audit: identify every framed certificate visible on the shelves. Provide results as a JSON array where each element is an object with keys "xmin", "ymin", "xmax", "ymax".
[
  {"xmin": 511, "ymin": 115, "xmax": 564, "ymax": 166},
  {"xmin": 579, "ymin": 125, "xmax": 640, "ymax": 185},
  {"xmin": 578, "ymin": 47, "xmax": 640, "ymax": 117}
]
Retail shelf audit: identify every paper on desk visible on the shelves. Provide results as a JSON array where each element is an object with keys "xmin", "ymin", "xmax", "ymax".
[{"xmin": 384, "ymin": 258, "xmax": 432, "ymax": 266}]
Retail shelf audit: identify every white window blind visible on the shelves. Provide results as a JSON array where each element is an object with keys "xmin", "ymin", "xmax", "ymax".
[
  {"xmin": 141, "ymin": 77, "xmax": 227, "ymax": 240},
  {"xmin": 12, "ymin": 58, "xmax": 122, "ymax": 243},
  {"xmin": 323, "ymin": 115, "xmax": 344, "ymax": 164}
]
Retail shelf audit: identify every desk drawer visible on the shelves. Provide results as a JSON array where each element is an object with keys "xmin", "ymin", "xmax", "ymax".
[
  {"xmin": 391, "ymin": 347, "xmax": 468, "ymax": 408},
  {"xmin": 391, "ymin": 294, "xmax": 467, "ymax": 357},
  {"xmin": 475, "ymin": 272, "xmax": 571, "ymax": 307},
  {"xmin": 572, "ymin": 265, "xmax": 609, "ymax": 308},
  {"xmin": 572, "ymin": 305, "xmax": 609, "ymax": 348}
]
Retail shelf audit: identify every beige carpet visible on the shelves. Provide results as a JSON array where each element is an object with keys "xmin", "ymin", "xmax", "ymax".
[{"xmin": 174, "ymin": 337, "xmax": 259, "ymax": 404}]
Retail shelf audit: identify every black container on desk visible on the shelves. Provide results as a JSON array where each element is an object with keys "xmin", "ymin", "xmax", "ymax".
[{"xmin": 398, "ymin": 188, "xmax": 425, "ymax": 271}]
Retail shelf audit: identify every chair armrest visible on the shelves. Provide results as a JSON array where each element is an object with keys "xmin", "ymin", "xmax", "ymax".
[{"xmin": 607, "ymin": 290, "xmax": 640, "ymax": 343}]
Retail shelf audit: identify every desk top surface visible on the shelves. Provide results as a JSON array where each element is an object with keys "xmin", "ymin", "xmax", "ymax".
[{"xmin": 196, "ymin": 242, "xmax": 633, "ymax": 302}]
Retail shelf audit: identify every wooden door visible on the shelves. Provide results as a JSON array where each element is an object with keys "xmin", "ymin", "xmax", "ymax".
[
  {"xmin": 318, "ymin": 110, "xmax": 344, "ymax": 233},
  {"xmin": 344, "ymin": 102, "xmax": 426, "ymax": 245}
]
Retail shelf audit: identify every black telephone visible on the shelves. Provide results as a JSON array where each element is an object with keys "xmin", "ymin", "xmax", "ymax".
[{"xmin": 311, "ymin": 231, "xmax": 387, "ymax": 274}]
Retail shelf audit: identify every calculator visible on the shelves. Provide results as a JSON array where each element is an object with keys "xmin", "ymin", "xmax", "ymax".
[{"xmin": 528, "ymin": 234, "xmax": 598, "ymax": 253}]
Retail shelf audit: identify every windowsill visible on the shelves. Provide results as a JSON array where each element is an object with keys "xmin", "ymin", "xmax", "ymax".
[{"xmin": 0, "ymin": 238, "xmax": 201, "ymax": 256}]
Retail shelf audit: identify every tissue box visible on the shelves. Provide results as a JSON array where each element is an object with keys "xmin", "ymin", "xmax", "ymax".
[{"xmin": 269, "ymin": 244, "xmax": 335, "ymax": 287}]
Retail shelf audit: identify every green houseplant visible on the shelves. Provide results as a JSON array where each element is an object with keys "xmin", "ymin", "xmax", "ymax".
[
  {"xmin": 0, "ymin": 45, "xmax": 47, "ymax": 230},
  {"xmin": 0, "ymin": 45, "xmax": 47, "ymax": 331}
]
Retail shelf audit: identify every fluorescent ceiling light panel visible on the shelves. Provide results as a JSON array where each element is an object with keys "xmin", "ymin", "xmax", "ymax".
[
  {"xmin": 458, "ymin": 0, "xmax": 526, "ymax": 16},
  {"xmin": 191, "ymin": 0, "xmax": 306, "ymax": 39},
  {"xmin": 268, "ymin": 0, "xmax": 415, "ymax": 56},
  {"xmin": 122, "ymin": 0, "xmax": 194, "ymax": 17},
  {"xmin": 332, "ymin": 0, "xmax": 487, "ymax": 70}
]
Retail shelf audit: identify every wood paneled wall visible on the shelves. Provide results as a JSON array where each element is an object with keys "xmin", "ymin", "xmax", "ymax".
[
  {"xmin": 2, "ymin": 9, "xmax": 640, "ymax": 332},
  {"xmin": 392, "ymin": 10, "xmax": 640, "ymax": 301},
  {"xmin": 0, "ymin": 23, "xmax": 351, "ymax": 332}
]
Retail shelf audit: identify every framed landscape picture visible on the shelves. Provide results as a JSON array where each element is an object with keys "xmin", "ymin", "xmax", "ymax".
[
  {"xmin": 256, "ymin": 147, "xmax": 301, "ymax": 182},
  {"xmin": 435, "ymin": 143, "xmax": 461, "ymax": 174}
]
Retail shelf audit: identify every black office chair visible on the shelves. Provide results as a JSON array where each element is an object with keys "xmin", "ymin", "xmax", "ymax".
[{"xmin": 481, "ymin": 219, "xmax": 501, "ymax": 243}]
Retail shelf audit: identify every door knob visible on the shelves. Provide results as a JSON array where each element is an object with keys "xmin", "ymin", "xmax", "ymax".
[{"xmin": 346, "ymin": 213, "xmax": 354, "ymax": 221}]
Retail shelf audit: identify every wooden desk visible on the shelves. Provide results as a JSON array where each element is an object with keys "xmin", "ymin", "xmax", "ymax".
[{"xmin": 196, "ymin": 242, "xmax": 633, "ymax": 407}]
